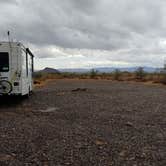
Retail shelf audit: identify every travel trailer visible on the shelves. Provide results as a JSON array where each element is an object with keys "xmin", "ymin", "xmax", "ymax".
[{"xmin": 0, "ymin": 42, "xmax": 34, "ymax": 96}]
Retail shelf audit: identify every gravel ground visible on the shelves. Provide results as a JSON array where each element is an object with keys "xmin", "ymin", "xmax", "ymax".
[{"xmin": 0, "ymin": 79, "xmax": 166, "ymax": 166}]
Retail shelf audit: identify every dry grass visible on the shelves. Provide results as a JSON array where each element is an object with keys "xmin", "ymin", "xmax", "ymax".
[{"xmin": 33, "ymin": 71, "xmax": 166, "ymax": 87}]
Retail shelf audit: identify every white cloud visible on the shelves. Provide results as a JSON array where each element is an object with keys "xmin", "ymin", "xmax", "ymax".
[{"xmin": 0, "ymin": 0, "xmax": 166, "ymax": 69}]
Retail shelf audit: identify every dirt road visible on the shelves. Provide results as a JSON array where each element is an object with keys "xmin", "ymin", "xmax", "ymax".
[{"xmin": 0, "ymin": 79, "xmax": 166, "ymax": 166}]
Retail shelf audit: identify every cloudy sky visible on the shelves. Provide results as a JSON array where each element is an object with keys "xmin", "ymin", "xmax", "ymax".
[{"xmin": 1, "ymin": 0, "xmax": 166, "ymax": 69}]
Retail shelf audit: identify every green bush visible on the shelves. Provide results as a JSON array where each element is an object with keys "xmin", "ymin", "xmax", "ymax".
[
  {"xmin": 113, "ymin": 69, "xmax": 121, "ymax": 80},
  {"xmin": 90, "ymin": 69, "xmax": 98, "ymax": 79},
  {"xmin": 135, "ymin": 67, "xmax": 146, "ymax": 80}
]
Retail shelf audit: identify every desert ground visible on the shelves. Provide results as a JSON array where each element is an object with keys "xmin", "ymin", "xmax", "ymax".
[{"xmin": 0, "ymin": 79, "xmax": 166, "ymax": 166}]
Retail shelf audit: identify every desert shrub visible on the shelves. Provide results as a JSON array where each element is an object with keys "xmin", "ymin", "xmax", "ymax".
[
  {"xmin": 79, "ymin": 73, "xmax": 90, "ymax": 79},
  {"xmin": 33, "ymin": 72, "xmax": 43, "ymax": 79},
  {"xmin": 113, "ymin": 69, "xmax": 121, "ymax": 80},
  {"xmin": 100, "ymin": 72, "xmax": 110, "ymax": 79},
  {"xmin": 90, "ymin": 69, "xmax": 98, "ymax": 79},
  {"xmin": 135, "ymin": 67, "xmax": 146, "ymax": 80},
  {"xmin": 33, "ymin": 80, "xmax": 40, "ymax": 84},
  {"xmin": 159, "ymin": 73, "xmax": 166, "ymax": 84},
  {"xmin": 60, "ymin": 72, "xmax": 76, "ymax": 78},
  {"xmin": 144, "ymin": 73, "xmax": 153, "ymax": 82}
]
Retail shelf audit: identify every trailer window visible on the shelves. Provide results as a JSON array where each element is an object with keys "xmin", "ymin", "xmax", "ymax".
[{"xmin": 0, "ymin": 52, "xmax": 9, "ymax": 72}]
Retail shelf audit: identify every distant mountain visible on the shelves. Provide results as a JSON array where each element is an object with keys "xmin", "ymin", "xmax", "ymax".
[
  {"xmin": 94, "ymin": 67, "xmax": 158, "ymax": 73},
  {"xmin": 35, "ymin": 67, "xmax": 160, "ymax": 74},
  {"xmin": 39, "ymin": 67, "xmax": 60, "ymax": 74},
  {"xmin": 59, "ymin": 67, "xmax": 159, "ymax": 73},
  {"xmin": 59, "ymin": 68, "xmax": 90, "ymax": 73}
]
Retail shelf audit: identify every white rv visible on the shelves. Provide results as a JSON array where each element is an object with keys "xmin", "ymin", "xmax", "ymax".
[{"xmin": 0, "ymin": 42, "xmax": 34, "ymax": 96}]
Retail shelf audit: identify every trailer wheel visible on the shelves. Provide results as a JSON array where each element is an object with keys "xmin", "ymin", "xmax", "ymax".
[{"xmin": 0, "ymin": 80, "xmax": 12, "ymax": 95}]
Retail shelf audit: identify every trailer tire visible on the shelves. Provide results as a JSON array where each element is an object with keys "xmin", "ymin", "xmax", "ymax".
[{"xmin": 0, "ymin": 80, "xmax": 12, "ymax": 95}]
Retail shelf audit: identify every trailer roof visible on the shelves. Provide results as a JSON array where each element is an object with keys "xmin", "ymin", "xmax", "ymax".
[{"xmin": 0, "ymin": 41, "xmax": 34, "ymax": 58}]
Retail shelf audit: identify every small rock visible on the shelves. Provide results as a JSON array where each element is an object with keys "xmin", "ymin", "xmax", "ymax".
[
  {"xmin": 0, "ymin": 154, "xmax": 14, "ymax": 161},
  {"xmin": 72, "ymin": 88, "xmax": 87, "ymax": 92},
  {"xmin": 119, "ymin": 150, "xmax": 126, "ymax": 157},
  {"xmin": 95, "ymin": 139, "xmax": 107, "ymax": 146},
  {"xmin": 38, "ymin": 107, "xmax": 60, "ymax": 113},
  {"xmin": 156, "ymin": 133, "xmax": 164, "ymax": 140},
  {"xmin": 56, "ymin": 92, "xmax": 65, "ymax": 96},
  {"xmin": 125, "ymin": 122, "xmax": 134, "ymax": 127}
]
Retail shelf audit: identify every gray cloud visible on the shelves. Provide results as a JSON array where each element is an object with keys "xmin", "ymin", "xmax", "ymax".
[
  {"xmin": 0, "ymin": 0, "xmax": 17, "ymax": 4},
  {"xmin": 0, "ymin": 0, "xmax": 166, "ymax": 68}
]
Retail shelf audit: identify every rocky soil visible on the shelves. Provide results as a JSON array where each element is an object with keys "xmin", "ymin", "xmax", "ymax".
[{"xmin": 0, "ymin": 79, "xmax": 166, "ymax": 166}]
